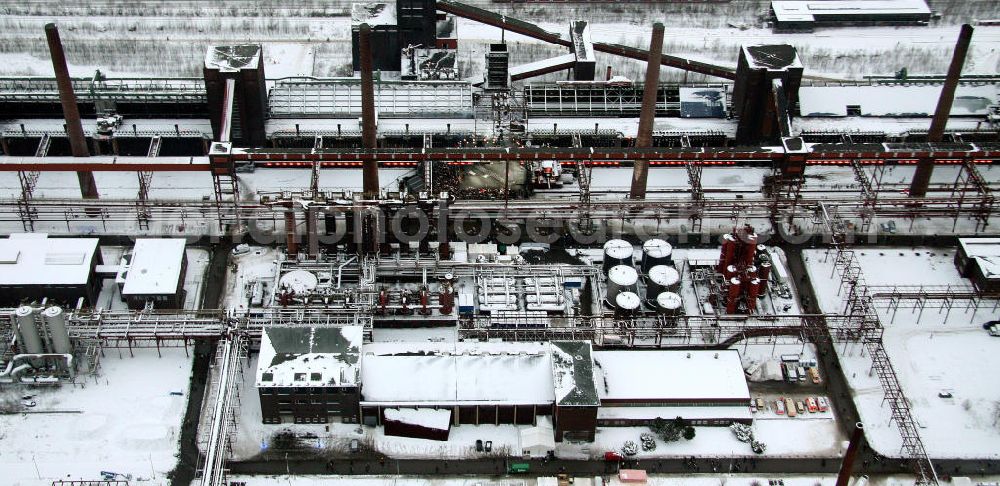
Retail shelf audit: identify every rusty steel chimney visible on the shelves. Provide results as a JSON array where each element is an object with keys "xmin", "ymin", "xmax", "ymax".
[
  {"xmin": 306, "ymin": 207, "xmax": 319, "ymax": 258},
  {"xmin": 836, "ymin": 422, "xmax": 865, "ymax": 486},
  {"xmin": 359, "ymin": 23, "xmax": 380, "ymax": 197},
  {"xmin": 45, "ymin": 23, "xmax": 98, "ymax": 199},
  {"xmin": 284, "ymin": 204, "xmax": 298, "ymax": 256},
  {"xmin": 909, "ymin": 24, "xmax": 974, "ymax": 197},
  {"xmin": 630, "ymin": 22, "xmax": 664, "ymax": 200}
]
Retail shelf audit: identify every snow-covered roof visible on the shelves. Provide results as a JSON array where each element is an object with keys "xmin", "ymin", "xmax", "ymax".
[
  {"xmin": 958, "ymin": 238, "xmax": 1000, "ymax": 258},
  {"xmin": 772, "ymin": 0, "xmax": 930, "ymax": 23},
  {"xmin": 520, "ymin": 418, "xmax": 556, "ymax": 450},
  {"xmin": 352, "ymin": 2, "xmax": 396, "ymax": 26},
  {"xmin": 741, "ymin": 45, "xmax": 801, "ymax": 70},
  {"xmin": 594, "ymin": 350, "xmax": 751, "ymax": 402},
  {"xmin": 798, "ymin": 85, "xmax": 998, "ymax": 117},
  {"xmin": 360, "ymin": 341, "xmax": 555, "ymax": 406},
  {"xmin": 597, "ymin": 405, "xmax": 753, "ymax": 421},
  {"xmin": 204, "ymin": 45, "xmax": 261, "ymax": 71},
  {"xmin": 958, "ymin": 238, "xmax": 1000, "ymax": 280},
  {"xmin": 383, "ymin": 408, "xmax": 451, "ymax": 431},
  {"xmin": 551, "ymin": 341, "xmax": 599, "ymax": 407},
  {"xmin": 122, "ymin": 239, "xmax": 186, "ymax": 296},
  {"xmin": 256, "ymin": 326, "xmax": 363, "ymax": 388},
  {"xmin": 0, "ymin": 234, "xmax": 98, "ymax": 286}
]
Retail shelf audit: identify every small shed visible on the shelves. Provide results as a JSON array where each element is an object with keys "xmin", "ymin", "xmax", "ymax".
[
  {"xmin": 519, "ymin": 417, "xmax": 556, "ymax": 458},
  {"xmin": 119, "ymin": 238, "xmax": 188, "ymax": 309}
]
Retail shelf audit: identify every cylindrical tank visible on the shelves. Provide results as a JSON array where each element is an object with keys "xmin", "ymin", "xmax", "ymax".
[
  {"xmin": 747, "ymin": 278, "xmax": 762, "ymax": 312},
  {"xmin": 645, "ymin": 265, "xmax": 680, "ymax": 299},
  {"xmin": 279, "ymin": 270, "xmax": 318, "ymax": 294},
  {"xmin": 641, "ymin": 238, "xmax": 672, "ymax": 272},
  {"xmin": 656, "ymin": 291, "xmax": 683, "ymax": 315},
  {"xmin": 603, "ymin": 239, "xmax": 634, "ymax": 274},
  {"xmin": 758, "ymin": 261, "xmax": 772, "ymax": 293},
  {"xmin": 718, "ymin": 234, "xmax": 737, "ymax": 272},
  {"xmin": 743, "ymin": 233, "xmax": 758, "ymax": 267},
  {"xmin": 606, "ymin": 265, "xmax": 638, "ymax": 303},
  {"xmin": 755, "ymin": 244, "xmax": 768, "ymax": 266},
  {"xmin": 15, "ymin": 306, "xmax": 43, "ymax": 354},
  {"xmin": 726, "ymin": 277, "xmax": 741, "ymax": 314},
  {"xmin": 745, "ymin": 265, "xmax": 758, "ymax": 281},
  {"xmin": 42, "ymin": 306, "xmax": 71, "ymax": 354},
  {"xmin": 724, "ymin": 264, "xmax": 739, "ymax": 280},
  {"xmin": 615, "ymin": 291, "xmax": 641, "ymax": 312}
]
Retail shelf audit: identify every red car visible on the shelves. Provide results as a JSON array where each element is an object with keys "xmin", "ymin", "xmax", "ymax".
[
  {"xmin": 604, "ymin": 451, "xmax": 624, "ymax": 461},
  {"xmin": 806, "ymin": 397, "xmax": 818, "ymax": 413}
]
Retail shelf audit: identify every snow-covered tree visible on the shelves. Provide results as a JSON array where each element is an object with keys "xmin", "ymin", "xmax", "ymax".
[{"xmin": 622, "ymin": 440, "xmax": 638, "ymax": 456}]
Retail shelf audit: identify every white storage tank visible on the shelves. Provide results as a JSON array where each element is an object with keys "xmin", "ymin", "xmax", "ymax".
[
  {"xmin": 615, "ymin": 291, "xmax": 641, "ymax": 312},
  {"xmin": 606, "ymin": 265, "xmax": 638, "ymax": 303},
  {"xmin": 645, "ymin": 265, "xmax": 680, "ymax": 299},
  {"xmin": 42, "ymin": 306, "xmax": 71, "ymax": 354},
  {"xmin": 602, "ymin": 239, "xmax": 634, "ymax": 274},
  {"xmin": 656, "ymin": 291, "xmax": 683, "ymax": 315},
  {"xmin": 641, "ymin": 239, "xmax": 673, "ymax": 272},
  {"xmin": 278, "ymin": 270, "xmax": 318, "ymax": 295},
  {"xmin": 15, "ymin": 305, "xmax": 43, "ymax": 354}
]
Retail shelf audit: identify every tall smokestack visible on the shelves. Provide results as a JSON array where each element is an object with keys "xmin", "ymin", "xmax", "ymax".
[
  {"xmin": 630, "ymin": 22, "xmax": 664, "ymax": 200},
  {"xmin": 909, "ymin": 24, "xmax": 974, "ymax": 197},
  {"xmin": 836, "ymin": 422, "xmax": 865, "ymax": 486},
  {"xmin": 45, "ymin": 23, "xmax": 98, "ymax": 199},
  {"xmin": 359, "ymin": 23, "xmax": 380, "ymax": 197}
]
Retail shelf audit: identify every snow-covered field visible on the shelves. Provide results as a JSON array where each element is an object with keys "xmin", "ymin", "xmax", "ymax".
[
  {"xmin": 0, "ymin": 347, "xmax": 194, "ymax": 486},
  {"xmin": 0, "ymin": 0, "xmax": 996, "ymax": 80},
  {"xmin": 803, "ymin": 247, "xmax": 1000, "ymax": 460}
]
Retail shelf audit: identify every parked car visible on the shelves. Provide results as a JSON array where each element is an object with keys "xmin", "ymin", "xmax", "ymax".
[
  {"xmin": 775, "ymin": 398, "xmax": 786, "ymax": 415},
  {"xmin": 817, "ymin": 396, "xmax": 829, "ymax": 412},
  {"xmin": 806, "ymin": 397, "xmax": 818, "ymax": 412},
  {"xmin": 476, "ymin": 439, "xmax": 484, "ymax": 452},
  {"xmin": 756, "ymin": 397, "xmax": 765, "ymax": 410},
  {"xmin": 484, "ymin": 440, "xmax": 492, "ymax": 453},
  {"xmin": 796, "ymin": 366, "xmax": 807, "ymax": 382},
  {"xmin": 796, "ymin": 400, "xmax": 806, "ymax": 415},
  {"xmin": 604, "ymin": 451, "xmax": 624, "ymax": 461},
  {"xmin": 349, "ymin": 439, "xmax": 360, "ymax": 453},
  {"xmin": 808, "ymin": 367, "xmax": 821, "ymax": 384},
  {"xmin": 785, "ymin": 397, "xmax": 797, "ymax": 417},
  {"xmin": 938, "ymin": 391, "xmax": 953, "ymax": 399}
]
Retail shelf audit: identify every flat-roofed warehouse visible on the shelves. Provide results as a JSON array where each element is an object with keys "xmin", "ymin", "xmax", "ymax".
[
  {"xmin": 593, "ymin": 349, "xmax": 753, "ymax": 426},
  {"xmin": 0, "ymin": 233, "xmax": 102, "ymax": 306},
  {"xmin": 771, "ymin": 0, "xmax": 931, "ymax": 31},
  {"xmin": 359, "ymin": 340, "xmax": 599, "ymax": 441}
]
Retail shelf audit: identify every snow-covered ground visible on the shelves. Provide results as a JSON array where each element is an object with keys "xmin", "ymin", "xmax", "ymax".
[
  {"xmin": 0, "ymin": 347, "xmax": 194, "ymax": 486},
  {"xmin": 803, "ymin": 247, "xmax": 1000, "ymax": 460}
]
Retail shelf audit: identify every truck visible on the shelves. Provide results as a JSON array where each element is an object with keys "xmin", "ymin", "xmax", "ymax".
[{"xmin": 784, "ymin": 397, "xmax": 797, "ymax": 417}]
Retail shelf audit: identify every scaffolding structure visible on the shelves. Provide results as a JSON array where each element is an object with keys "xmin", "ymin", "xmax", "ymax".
[
  {"xmin": 951, "ymin": 158, "xmax": 995, "ymax": 230},
  {"xmin": 851, "ymin": 159, "xmax": 885, "ymax": 233},
  {"xmin": 821, "ymin": 210, "xmax": 939, "ymax": 486}
]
